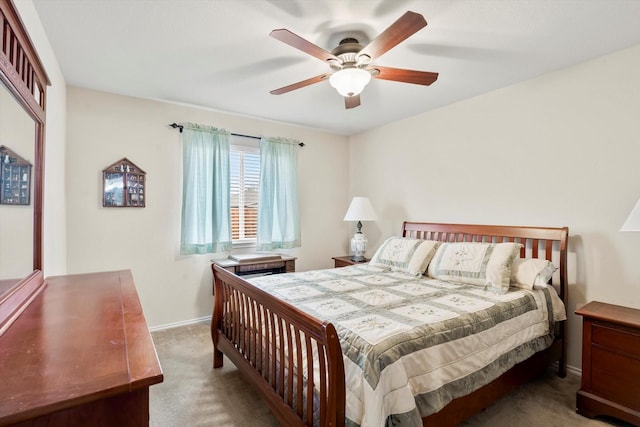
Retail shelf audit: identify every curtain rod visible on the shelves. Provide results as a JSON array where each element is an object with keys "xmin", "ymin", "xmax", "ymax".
[{"xmin": 169, "ymin": 123, "xmax": 305, "ymax": 147}]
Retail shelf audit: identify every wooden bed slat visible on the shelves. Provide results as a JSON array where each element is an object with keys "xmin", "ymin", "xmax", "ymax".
[
  {"xmin": 318, "ymin": 342, "xmax": 327, "ymax": 426},
  {"xmin": 286, "ymin": 324, "xmax": 293, "ymax": 405},
  {"xmin": 277, "ymin": 316, "xmax": 285, "ymax": 398},
  {"xmin": 240, "ymin": 294, "xmax": 247, "ymax": 357},
  {"xmin": 252, "ymin": 300, "xmax": 259, "ymax": 369},
  {"xmin": 271, "ymin": 315, "xmax": 278, "ymax": 386},
  {"xmin": 294, "ymin": 327, "xmax": 303, "ymax": 416},
  {"xmin": 302, "ymin": 334, "xmax": 312, "ymax": 421}
]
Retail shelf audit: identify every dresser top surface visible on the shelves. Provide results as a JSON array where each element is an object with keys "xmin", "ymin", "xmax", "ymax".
[{"xmin": 0, "ymin": 270, "xmax": 163, "ymax": 424}]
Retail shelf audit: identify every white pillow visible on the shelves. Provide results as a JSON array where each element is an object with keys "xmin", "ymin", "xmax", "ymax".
[
  {"xmin": 427, "ymin": 242, "xmax": 521, "ymax": 293},
  {"xmin": 510, "ymin": 258, "xmax": 558, "ymax": 290},
  {"xmin": 369, "ymin": 237, "xmax": 440, "ymax": 276}
]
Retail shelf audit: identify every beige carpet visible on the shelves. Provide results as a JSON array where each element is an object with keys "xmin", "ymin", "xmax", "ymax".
[{"xmin": 150, "ymin": 323, "xmax": 631, "ymax": 427}]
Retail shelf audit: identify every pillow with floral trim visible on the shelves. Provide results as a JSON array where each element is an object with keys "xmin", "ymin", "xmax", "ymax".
[
  {"xmin": 369, "ymin": 237, "xmax": 440, "ymax": 276},
  {"xmin": 427, "ymin": 242, "xmax": 521, "ymax": 293}
]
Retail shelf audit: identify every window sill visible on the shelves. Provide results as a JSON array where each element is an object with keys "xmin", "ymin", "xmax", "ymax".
[{"xmin": 232, "ymin": 240, "xmax": 257, "ymax": 250}]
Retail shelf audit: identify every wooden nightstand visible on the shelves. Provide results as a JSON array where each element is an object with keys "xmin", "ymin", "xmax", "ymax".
[
  {"xmin": 575, "ymin": 301, "xmax": 640, "ymax": 425},
  {"xmin": 332, "ymin": 256, "xmax": 368, "ymax": 268}
]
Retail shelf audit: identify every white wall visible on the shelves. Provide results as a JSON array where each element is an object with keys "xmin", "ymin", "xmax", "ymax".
[
  {"xmin": 18, "ymin": 0, "xmax": 640, "ymax": 372},
  {"xmin": 349, "ymin": 43, "xmax": 640, "ymax": 370},
  {"xmin": 12, "ymin": 0, "xmax": 68, "ymax": 277},
  {"xmin": 65, "ymin": 88, "xmax": 350, "ymax": 327}
]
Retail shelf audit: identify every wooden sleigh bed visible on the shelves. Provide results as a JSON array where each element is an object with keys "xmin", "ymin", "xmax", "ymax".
[{"xmin": 211, "ymin": 222, "xmax": 569, "ymax": 427}]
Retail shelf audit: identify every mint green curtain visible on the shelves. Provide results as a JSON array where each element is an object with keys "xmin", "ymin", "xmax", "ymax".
[
  {"xmin": 257, "ymin": 137, "xmax": 301, "ymax": 250},
  {"xmin": 180, "ymin": 123, "xmax": 231, "ymax": 254}
]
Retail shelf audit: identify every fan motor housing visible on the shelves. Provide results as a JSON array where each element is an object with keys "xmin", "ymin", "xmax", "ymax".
[
  {"xmin": 331, "ymin": 38, "xmax": 362, "ymax": 56},
  {"xmin": 330, "ymin": 38, "xmax": 369, "ymax": 70}
]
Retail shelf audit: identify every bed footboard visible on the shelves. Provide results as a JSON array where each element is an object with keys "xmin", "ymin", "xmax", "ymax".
[{"xmin": 212, "ymin": 265, "xmax": 345, "ymax": 427}]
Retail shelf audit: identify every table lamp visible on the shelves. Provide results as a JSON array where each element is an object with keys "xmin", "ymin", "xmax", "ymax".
[
  {"xmin": 621, "ymin": 197, "xmax": 640, "ymax": 231},
  {"xmin": 343, "ymin": 197, "xmax": 378, "ymax": 261}
]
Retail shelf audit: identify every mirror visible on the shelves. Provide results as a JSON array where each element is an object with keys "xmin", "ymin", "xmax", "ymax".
[
  {"xmin": 0, "ymin": 0, "xmax": 49, "ymax": 319},
  {"xmin": 0, "ymin": 78, "xmax": 35, "ymax": 283}
]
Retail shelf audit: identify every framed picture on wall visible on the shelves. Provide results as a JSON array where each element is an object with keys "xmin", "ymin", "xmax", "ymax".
[{"xmin": 102, "ymin": 158, "xmax": 145, "ymax": 207}]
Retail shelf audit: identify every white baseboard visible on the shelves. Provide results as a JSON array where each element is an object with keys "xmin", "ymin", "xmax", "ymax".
[
  {"xmin": 566, "ymin": 363, "xmax": 581, "ymax": 376},
  {"xmin": 149, "ymin": 315, "xmax": 211, "ymax": 332},
  {"xmin": 550, "ymin": 360, "xmax": 581, "ymax": 376}
]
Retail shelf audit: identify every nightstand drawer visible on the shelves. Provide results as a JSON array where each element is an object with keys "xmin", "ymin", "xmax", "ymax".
[
  {"xmin": 592, "ymin": 323, "xmax": 640, "ymax": 357},
  {"xmin": 592, "ymin": 346, "xmax": 640, "ymax": 411}
]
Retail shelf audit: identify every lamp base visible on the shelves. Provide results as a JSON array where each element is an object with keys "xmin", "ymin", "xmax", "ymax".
[{"xmin": 350, "ymin": 232, "xmax": 368, "ymax": 263}]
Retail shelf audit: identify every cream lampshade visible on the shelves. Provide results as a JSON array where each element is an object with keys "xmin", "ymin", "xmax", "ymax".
[
  {"xmin": 621, "ymin": 197, "xmax": 640, "ymax": 231},
  {"xmin": 343, "ymin": 197, "xmax": 378, "ymax": 262}
]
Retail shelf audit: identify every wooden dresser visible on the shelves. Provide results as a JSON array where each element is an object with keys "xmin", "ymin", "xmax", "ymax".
[
  {"xmin": 576, "ymin": 301, "xmax": 640, "ymax": 425},
  {"xmin": 0, "ymin": 270, "xmax": 163, "ymax": 426}
]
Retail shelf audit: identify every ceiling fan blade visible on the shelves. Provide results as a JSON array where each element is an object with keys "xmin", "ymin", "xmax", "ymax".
[
  {"xmin": 359, "ymin": 11, "xmax": 427, "ymax": 61},
  {"xmin": 270, "ymin": 29, "xmax": 338, "ymax": 63},
  {"xmin": 270, "ymin": 73, "xmax": 330, "ymax": 95},
  {"xmin": 345, "ymin": 95, "xmax": 361, "ymax": 109},
  {"xmin": 372, "ymin": 66, "xmax": 438, "ymax": 86}
]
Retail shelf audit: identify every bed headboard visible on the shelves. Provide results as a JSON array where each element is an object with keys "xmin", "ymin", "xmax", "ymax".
[{"xmin": 401, "ymin": 221, "xmax": 569, "ymax": 302}]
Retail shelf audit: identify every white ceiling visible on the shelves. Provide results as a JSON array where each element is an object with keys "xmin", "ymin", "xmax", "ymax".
[{"xmin": 32, "ymin": 0, "xmax": 640, "ymax": 136}]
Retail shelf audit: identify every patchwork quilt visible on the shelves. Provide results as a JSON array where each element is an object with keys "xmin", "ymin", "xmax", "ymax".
[{"xmin": 249, "ymin": 264, "xmax": 561, "ymax": 427}]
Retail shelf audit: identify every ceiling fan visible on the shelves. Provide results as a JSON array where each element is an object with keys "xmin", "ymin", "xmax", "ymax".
[{"xmin": 269, "ymin": 11, "xmax": 439, "ymax": 109}]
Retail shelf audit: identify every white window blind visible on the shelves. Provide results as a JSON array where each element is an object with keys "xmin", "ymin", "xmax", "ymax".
[{"xmin": 230, "ymin": 137, "xmax": 260, "ymax": 243}]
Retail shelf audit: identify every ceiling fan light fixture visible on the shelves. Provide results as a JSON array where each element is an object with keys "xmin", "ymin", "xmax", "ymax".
[{"xmin": 329, "ymin": 68, "xmax": 371, "ymax": 97}]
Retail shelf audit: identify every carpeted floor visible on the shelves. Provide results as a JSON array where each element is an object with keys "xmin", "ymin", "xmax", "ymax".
[{"xmin": 150, "ymin": 322, "xmax": 631, "ymax": 427}]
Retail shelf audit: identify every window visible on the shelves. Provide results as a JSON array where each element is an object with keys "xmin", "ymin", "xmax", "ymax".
[
  {"xmin": 230, "ymin": 136, "xmax": 260, "ymax": 245},
  {"xmin": 180, "ymin": 125, "xmax": 301, "ymax": 255}
]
